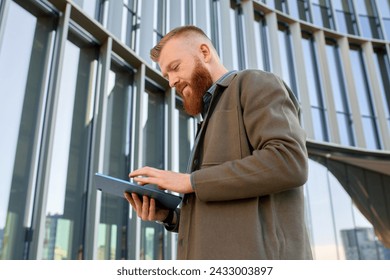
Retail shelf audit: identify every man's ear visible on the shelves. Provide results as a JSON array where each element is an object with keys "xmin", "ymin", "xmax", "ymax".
[{"xmin": 199, "ymin": 44, "xmax": 211, "ymax": 63}]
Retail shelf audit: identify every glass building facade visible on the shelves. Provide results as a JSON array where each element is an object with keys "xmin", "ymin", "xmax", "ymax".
[{"xmin": 0, "ymin": 0, "xmax": 389, "ymax": 260}]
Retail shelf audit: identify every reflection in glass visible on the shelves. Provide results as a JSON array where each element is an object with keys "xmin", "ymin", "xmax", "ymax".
[
  {"xmin": 122, "ymin": 0, "xmax": 140, "ymax": 51},
  {"xmin": 176, "ymin": 99, "xmax": 195, "ymax": 173},
  {"xmin": 210, "ymin": 0, "xmax": 221, "ymax": 55},
  {"xmin": 349, "ymin": 47, "xmax": 381, "ymax": 149},
  {"xmin": 278, "ymin": 25, "xmax": 298, "ymax": 98},
  {"xmin": 305, "ymin": 159, "xmax": 389, "ymax": 259},
  {"xmin": 373, "ymin": 47, "xmax": 390, "ymax": 131},
  {"xmin": 311, "ymin": 0, "xmax": 334, "ymax": 29},
  {"xmin": 354, "ymin": 0, "xmax": 383, "ymax": 39},
  {"xmin": 377, "ymin": 0, "xmax": 390, "ymax": 40},
  {"xmin": 267, "ymin": 0, "xmax": 287, "ymax": 13},
  {"xmin": 98, "ymin": 63, "xmax": 134, "ymax": 259},
  {"xmin": 325, "ymin": 42, "xmax": 355, "ymax": 146},
  {"xmin": 305, "ymin": 160, "xmax": 338, "ymax": 259},
  {"xmin": 0, "ymin": 1, "xmax": 56, "ymax": 259},
  {"xmin": 302, "ymin": 35, "xmax": 329, "ymax": 142},
  {"xmin": 333, "ymin": 0, "xmax": 359, "ymax": 36},
  {"xmin": 81, "ymin": 0, "xmax": 99, "ymax": 20},
  {"xmin": 139, "ymin": 86, "xmax": 165, "ymax": 260},
  {"xmin": 154, "ymin": 0, "xmax": 166, "ymax": 50},
  {"xmin": 230, "ymin": 1, "xmax": 246, "ymax": 70},
  {"xmin": 184, "ymin": 0, "xmax": 194, "ymax": 25},
  {"xmin": 254, "ymin": 12, "xmax": 270, "ymax": 71},
  {"xmin": 42, "ymin": 39, "xmax": 98, "ymax": 260},
  {"xmin": 288, "ymin": 0, "xmax": 311, "ymax": 22}
]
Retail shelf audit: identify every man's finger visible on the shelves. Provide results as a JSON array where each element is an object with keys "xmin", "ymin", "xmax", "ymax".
[
  {"xmin": 141, "ymin": 195, "xmax": 150, "ymax": 220},
  {"xmin": 124, "ymin": 192, "xmax": 136, "ymax": 209},
  {"xmin": 149, "ymin": 198, "xmax": 157, "ymax": 220}
]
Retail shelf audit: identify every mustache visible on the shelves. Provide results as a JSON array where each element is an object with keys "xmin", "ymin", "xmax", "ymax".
[{"xmin": 175, "ymin": 84, "xmax": 186, "ymax": 94}]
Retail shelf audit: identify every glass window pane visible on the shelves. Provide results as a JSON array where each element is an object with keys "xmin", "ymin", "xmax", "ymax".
[
  {"xmin": 333, "ymin": 0, "xmax": 358, "ymax": 36},
  {"xmin": 122, "ymin": 0, "xmax": 140, "ymax": 51},
  {"xmin": 0, "ymin": 2, "xmax": 56, "ymax": 259},
  {"xmin": 305, "ymin": 160, "xmax": 338, "ymax": 259},
  {"xmin": 139, "ymin": 86, "xmax": 165, "ymax": 260},
  {"xmin": 311, "ymin": 0, "xmax": 333, "ymax": 29},
  {"xmin": 361, "ymin": 116, "xmax": 380, "ymax": 150},
  {"xmin": 311, "ymin": 107, "xmax": 326, "ymax": 141},
  {"xmin": 42, "ymin": 39, "xmax": 98, "ymax": 260},
  {"xmin": 97, "ymin": 63, "xmax": 134, "ymax": 260},
  {"xmin": 81, "ymin": 0, "xmax": 98, "ymax": 19},
  {"xmin": 325, "ymin": 42, "xmax": 355, "ymax": 146},
  {"xmin": 328, "ymin": 170, "xmax": 354, "ymax": 260},
  {"xmin": 373, "ymin": 48, "xmax": 390, "ymax": 131},
  {"xmin": 176, "ymin": 100, "xmax": 195, "ymax": 173},
  {"xmin": 306, "ymin": 159, "xmax": 389, "ymax": 259},
  {"xmin": 349, "ymin": 47, "xmax": 381, "ymax": 149},
  {"xmin": 278, "ymin": 25, "xmax": 298, "ymax": 98},
  {"xmin": 302, "ymin": 35, "xmax": 329, "ymax": 141},
  {"xmin": 253, "ymin": 12, "xmax": 270, "ymax": 71},
  {"xmin": 336, "ymin": 113, "xmax": 354, "ymax": 146},
  {"xmin": 377, "ymin": 0, "xmax": 390, "ymax": 39},
  {"xmin": 355, "ymin": 0, "xmax": 382, "ymax": 39}
]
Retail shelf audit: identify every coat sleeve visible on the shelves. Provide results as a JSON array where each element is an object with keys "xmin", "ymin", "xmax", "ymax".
[{"xmin": 191, "ymin": 71, "xmax": 308, "ymax": 202}]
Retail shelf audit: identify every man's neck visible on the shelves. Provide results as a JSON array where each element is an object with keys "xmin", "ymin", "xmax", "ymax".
[{"xmin": 211, "ymin": 66, "xmax": 229, "ymax": 83}]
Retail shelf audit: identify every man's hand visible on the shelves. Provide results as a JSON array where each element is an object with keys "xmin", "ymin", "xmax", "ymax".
[
  {"xmin": 124, "ymin": 193, "xmax": 169, "ymax": 222},
  {"xmin": 129, "ymin": 166, "xmax": 194, "ymax": 194}
]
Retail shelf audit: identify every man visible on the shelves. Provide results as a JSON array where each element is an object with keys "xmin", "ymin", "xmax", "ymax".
[{"xmin": 124, "ymin": 25, "xmax": 312, "ymax": 260}]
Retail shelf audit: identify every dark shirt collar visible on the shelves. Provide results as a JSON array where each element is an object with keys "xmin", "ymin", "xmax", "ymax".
[{"xmin": 202, "ymin": 70, "xmax": 236, "ymax": 117}]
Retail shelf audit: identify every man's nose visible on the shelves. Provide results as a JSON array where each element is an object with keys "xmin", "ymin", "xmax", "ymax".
[{"xmin": 168, "ymin": 75, "xmax": 178, "ymax": 88}]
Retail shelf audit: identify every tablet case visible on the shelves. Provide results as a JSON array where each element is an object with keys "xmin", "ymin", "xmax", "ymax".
[{"xmin": 94, "ymin": 173, "xmax": 181, "ymax": 210}]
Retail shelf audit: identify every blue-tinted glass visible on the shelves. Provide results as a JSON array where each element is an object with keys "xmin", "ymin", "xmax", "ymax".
[
  {"xmin": 81, "ymin": 0, "xmax": 98, "ymax": 19},
  {"xmin": 359, "ymin": 15, "xmax": 374, "ymax": 38},
  {"xmin": 254, "ymin": 13, "xmax": 270, "ymax": 71},
  {"xmin": 373, "ymin": 49, "xmax": 390, "ymax": 132},
  {"xmin": 361, "ymin": 117, "xmax": 380, "ymax": 150},
  {"xmin": 325, "ymin": 43, "xmax": 355, "ymax": 146},
  {"xmin": 176, "ymin": 100, "xmax": 194, "ymax": 173},
  {"xmin": 311, "ymin": 0, "xmax": 333, "ymax": 29},
  {"xmin": 0, "ymin": 1, "xmax": 56, "ymax": 259},
  {"xmin": 139, "ymin": 88, "xmax": 165, "ymax": 260},
  {"xmin": 333, "ymin": 0, "xmax": 358, "ymax": 35},
  {"xmin": 355, "ymin": 0, "xmax": 382, "ymax": 40},
  {"xmin": 302, "ymin": 36, "xmax": 329, "ymax": 141},
  {"xmin": 349, "ymin": 50, "xmax": 371, "ymax": 115},
  {"xmin": 302, "ymin": 38, "xmax": 319, "ymax": 106},
  {"xmin": 122, "ymin": 0, "xmax": 140, "ymax": 51},
  {"xmin": 278, "ymin": 28, "xmax": 297, "ymax": 96},
  {"xmin": 98, "ymin": 66, "xmax": 134, "ymax": 260},
  {"xmin": 383, "ymin": 18, "xmax": 390, "ymax": 40},
  {"xmin": 43, "ymin": 39, "xmax": 98, "ymax": 260},
  {"xmin": 377, "ymin": 0, "xmax": 390, "ymax": 39},
  {"xmin": 312, "ymin": 107, "xmax": 326, "ymax": 141},
  {"xmin": 349, "ymin": 48, "xmax": 381, "ymax": 149},
  {"xmin": 337, "ymin": 113, "xmax": 354, "ymax": 146},
  {"xmin": 326, "ymin": 45, "xmax": 344, "ymax": 112},
  {"xmin": 305, "ymin": 160, "xmax": 338, "ymax": 259}
]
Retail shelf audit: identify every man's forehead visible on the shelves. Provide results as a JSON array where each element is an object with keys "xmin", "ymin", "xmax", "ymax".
[{"xmin": 159, "ymin": 39, "xmax": 188, "ymax": 72}]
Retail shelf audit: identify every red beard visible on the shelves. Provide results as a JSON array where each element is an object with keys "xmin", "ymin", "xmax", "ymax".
[{"xmin": 177, "ymin": 58, "xmax": 213, "ymax": 116}]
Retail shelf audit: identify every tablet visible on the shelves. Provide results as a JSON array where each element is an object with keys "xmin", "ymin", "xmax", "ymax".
[{"xmin": 94, "ymin": 173, "xmax": 182, "ymax": 210}]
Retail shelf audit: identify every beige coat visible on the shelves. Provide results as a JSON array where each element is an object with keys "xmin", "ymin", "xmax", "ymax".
[{"xmin": 168, "ymin": 70, "xmax": 312, "ymax": 260}]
